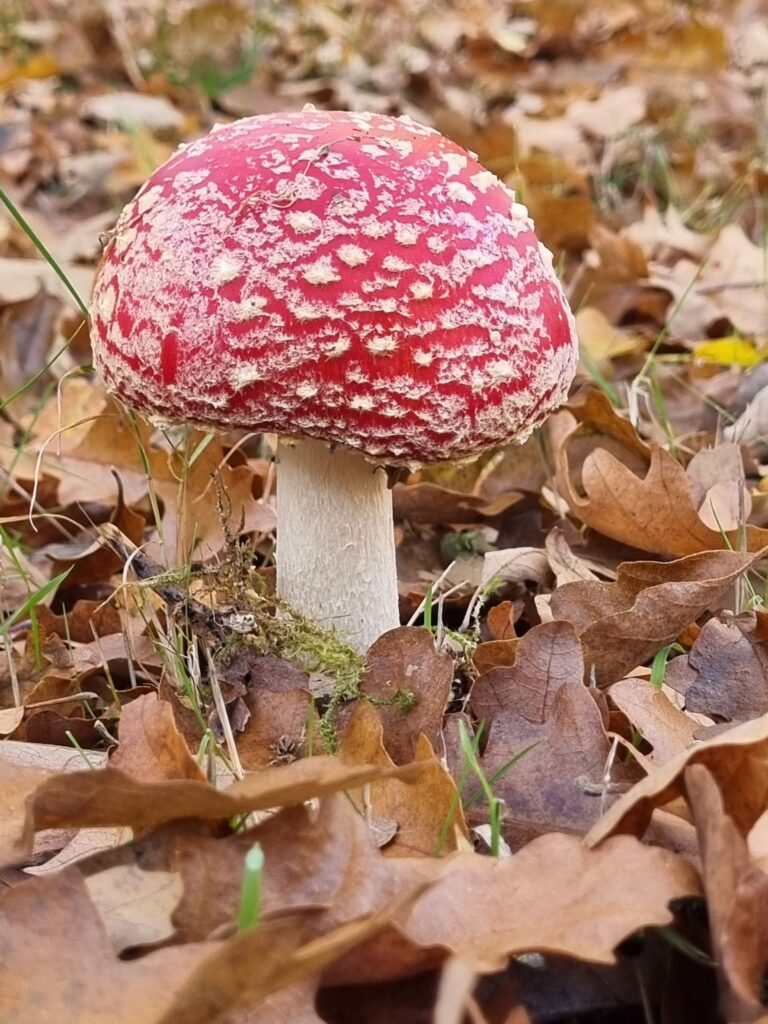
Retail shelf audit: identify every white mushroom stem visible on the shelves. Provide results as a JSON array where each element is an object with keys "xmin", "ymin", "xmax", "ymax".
[{"xmin": 276, "ymin": 437, "xmax": 400, "ymax": 653}]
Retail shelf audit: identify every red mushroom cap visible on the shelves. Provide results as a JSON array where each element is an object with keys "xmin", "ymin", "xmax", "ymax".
[{"xmin": 91, "ymin": 109, "xmax": 578, "ymax": 463}]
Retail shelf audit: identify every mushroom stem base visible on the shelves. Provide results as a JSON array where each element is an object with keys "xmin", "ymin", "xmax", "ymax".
[{"xmin": 276, "ymin": 438, "xmax": 400, "ymax": 653}]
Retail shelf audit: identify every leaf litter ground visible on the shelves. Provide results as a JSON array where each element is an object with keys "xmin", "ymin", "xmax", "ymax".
[{"xmin": 3, "ymin": 1, "xmax": 768, "ymax": 1021}]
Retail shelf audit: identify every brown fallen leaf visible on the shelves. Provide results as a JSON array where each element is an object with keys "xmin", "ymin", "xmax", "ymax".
[
  {"xmin": 360, "ymin": 627, "xmax": 453, "ymax": 765},
  {"xmin": 158, "ymin": 888, "xmax": 428, "ymax": 1024},
  {"xmin": 608, "ymin": 677, "xmax": 698, "ymax": 764},
  {"xmin": 475, "ymin": 673, "xmax": 630, "ymax": 849},
  {"xmin": 237, "ymin": 688, "xmax": 318, "ymax": 769},
  {"xmin": 549, "ymin": 548, "xmax": 762, "ymax": 685},
  {"xmin": 470, "ymin": 620, "xmax": 584, "ymax": 724},
  {"xmin": 666, "ymin": 611, "xmax": 768, "ymax": 722},
  {"xmin": 686, "ymin": 765, "xmax": 768, "ymax": 1023},
  {"xmin": 687, "ymin": 443, "xmax": 752, "ymax": 532},
  {"xmin": 586, "ymin": 713, "xmax": 768, "ymax": 846},
  {"xmin": 72, "ymin": 785, "xmax": 699, "ymax": 990},
  {"xmin": 472, "ymin": 639, "xmax": 519, "ymax": 676},
  {"xmin": 163, "ymin": 795, "xmax": 426, "ymax": 948},
  {"xmin": 339, "ymin": 702, "xmax": 467, "ymax": 856},
  {"xmin": 394, "ymin": 833, "xmax": 700, "ymax": 973},
  {"xmin": 110, "ymin": 693, "xmax": 205, "ymax": 784},
  {"xmin": 0, "ymin": 757, "xmax": 51, "ymax": 868},
  {"xmin": 0, "ymin": 869, "xmax": 216, "ymax": 1024},
  {"xmin": 84, "ymin": 863, "xmax": 183, "ymax": 954},
  {"xmin": 561, "ymin": 442, "xmax": 765, "ymax": 561},
  {"xmin": 551, "ymin": 389, "xmax": 768, "ymax": 558},
  {"xmin": 558, "ymin": 441, "xmax": 768, "ymax": 559},
  {"xmin": 24, "ymin": 755, "xmax": 426, "ymax": 839},
  {"xmin": 650, "ymin": 225, "xmax": 768, "ymax": 337}
]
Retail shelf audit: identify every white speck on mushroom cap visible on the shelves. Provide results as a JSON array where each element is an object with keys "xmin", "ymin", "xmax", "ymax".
[{"xmin": 90, "ymin": 109, "xmax": 578, "ymax": 464}]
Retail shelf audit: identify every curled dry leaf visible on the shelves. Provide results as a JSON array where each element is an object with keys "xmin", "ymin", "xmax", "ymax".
[
  {"xmin": 360, "ymin": 626, "xmax": 453, "ymax": 765},
  {"xmin": 553, "ymin": 390, "xmax": 768, "ymax": 558},
  {"xmin": 558, "ymin": 444, "xmax": 768, "ymax": 559},
  {"xmin": 394, "ymin": 832, "xmax": 700, "ymax": 973},
  {"xmin": 66, "ymin": 786, "xmax": 699, "ymax": 994},
  {"xmin": 0, "ymin": 870, "xmax": 217, "ymax": 1024},
  {"xmin": 549, "ymin": 548, "xmax": 762, "ymax": 685},
  {"xmin": 339, "ymin": 702, "xmax": 467, "ymax": 856},
  {"xmin": 608, "ymin": 677, "xmax": 698, "ymax": 764},
  {"xmin": 586, "ymin": 713, "xmax": 768, "ymax": 846},
  {"xmin": 544, "ymin": 525, "xmax": 607, "ymax": 587},
  {"xmin": 22, "ymin": 754, "xmax": 426, "ymax": 843},
  {"xmin": 157, "ymin": 891, "xmax": 429, "ymax": 1024},
  {"xmin": 685, "ymin": 765, "xmax": 768, "ymax": 1023},
  {"xmin": 110, "ymin": 694, "xmax": 205, "ymax": 784}
]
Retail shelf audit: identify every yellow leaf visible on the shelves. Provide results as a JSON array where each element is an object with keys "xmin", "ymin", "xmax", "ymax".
[
  {"xmin": 0, "ymin": 51, "xmax": 59, "ymax": 88},
  {"xmin": 693, "ymin": 335, "xmax": 764, "ymax": 367}
]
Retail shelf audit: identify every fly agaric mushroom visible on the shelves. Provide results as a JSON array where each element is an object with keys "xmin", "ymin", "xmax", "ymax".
[{"xmin": 90, "ymin": 109, "xmax": 578, "ymax": 652}]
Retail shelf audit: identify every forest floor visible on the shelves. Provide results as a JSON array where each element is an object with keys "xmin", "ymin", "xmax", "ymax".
[{"xmin": 2, "ymin": 1, "xmax": 768, "ymax": 1022}]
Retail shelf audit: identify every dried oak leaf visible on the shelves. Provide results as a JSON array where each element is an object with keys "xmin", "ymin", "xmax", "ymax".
[
  {"xmin": 470, "ymin": 620, "xmax": 583, "ymax": 724},
  {"xmin": 237, "ymin": 688, "xmax": 318, "ymax": 769},
  {"xmin": 75, "ymin": 788, "xmax": 698, "ymax": 988},
  {"xmin": 558, "ymin": 442, "xmax": 768, "ymax": 559},
  {"xmin": 467, "ymin": 623, "xmax": 631, "ymax": 848},
  {"xmin": 472, "ymin": 638, "xmax": 519, "ymax": 676},
  {"xmin": 23, "ymin": 753, "xmax": 425, "ymax": 841},
  {"xmin": 552, "ymin": 390, "xmax": 768, "ymax": 558},
  {"xmin": 339, "ymin": 702, "xmax": 467, "ymax": 856},
  {"xmin": 161, "ymin": 795, "xmax": 430, "ymax": 950},
  {"xmin": 84, "ymin": 862, "xmax": 183, "ymax": 954},
  {"xmin": 0, "ymin": 869, "xmax": 216, "ymax": 1024},
  {"xmin": 360, "ymin": 626, "xmax": 453, "ymax": 765},
  {"xmin": 393, "ymin": 832, "xmax": 700, "ymax": 973},
  {"xmin": 549, "ymin": 549, "xmax": 762, "ymax": 685},
  {"xmin": 607, "ymin": 677, "xmax": 698, "ymax": 764},
  {"xmin": 686, "ymin": 765, "xmax": 768, "ymax": 1024},
  {"xmin": 0, "ymin": 758, "xmax": 51, "ymax": 868},
  {"xmin": 110, "ymin": 693, "xmax": 205, "ymax": 784},
  {"xmin": 666, "ymin": 611, "xmax": 768, "ymax": 723},
  {"xmin": 586, "ymin": 713, "xmax": 768, "ymax": 846},
  {"xmin": 158, "ymin": 893, "xmax": 428, "ymax": 1024},
  {"xmin": 392, "ymin": 482, "xmax": 522, "ymax": 524}
]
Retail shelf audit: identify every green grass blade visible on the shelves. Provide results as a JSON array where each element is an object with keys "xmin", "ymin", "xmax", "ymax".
[{"xmin": 237, "ymin": 843, "xmax": 265, "ymax": 932}]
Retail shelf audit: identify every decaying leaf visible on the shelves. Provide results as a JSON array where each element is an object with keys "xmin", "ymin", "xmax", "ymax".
[
  {"xmin": 686, "ymin": 765, "xmax": 768, "ymax": 1023},
  {"xmin": 665, "ymin": 611, "xmax": 768, "ymax": 722},
  {"xmin": 339, "ymin": 702, "xmax": 467, "ymax": 856},
  {"xmin": 549, "ymin": 549, "xmax": 763, "ymax": 685},
  {"xmin": 360, "ymin": 627, "xmax": 453, "ymax": 765},
  {"xmin": 586, "ymin": 713, "xmax": 768, "ymax": 846},
  {"xmin": 608, "ymin": 677, "xmax": 698, "ymax": 764}
]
